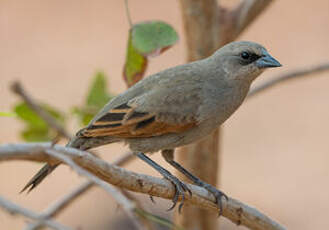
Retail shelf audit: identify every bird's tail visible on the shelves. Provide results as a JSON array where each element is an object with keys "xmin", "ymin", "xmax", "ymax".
[
  {"xmin": 21, "ymin": 135, "xmax": 119, "ymax": 193},
  {"xmin": 20, "ymin": 163, "xmax": 58, "ymax": 193},
  {"xmin": 20, "ymin": 136, "xmax": 88, "ymax": 193}
]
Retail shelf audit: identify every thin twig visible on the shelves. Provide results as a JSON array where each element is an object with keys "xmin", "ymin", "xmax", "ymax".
[
  {"xmin": 0, "ymin": 143, "xmax": 286, "ymax": 230},
  {"xmin": 124, "ymin": 0, "xmax": 133, "ymax": 28},
  {"xmin": 24, "ymin": 181, "xmax": 92, "ymax": 230},
  {"xmin": 40, "ymin": 181, "xmax": 92, "ymax": 218},
  {"xmin": 120, "ymin": 190, "xmax": 156, "ymax": 230},
  {"xmin": 25, "ymin": 152, "xmax": 135, "ymax": 230},
  {"xmin": 0, "ymin": 196, "xmax": 71, "ymax": 230},
  {"xmin": 248, "ymin": 62, "xmax": 329, "ymax": 97},
  {"xmin": 25, "ymin": 153, "xmax": 138, "ymax": 230},
  {"xmin": 11, "ymin": 81, "xmax": 139, "ymax": 227},
  {"xmin": 11, "ymin": 81, "xmax": 71, "ymax": 139},
  {"xmin": 45, "ymin": 149, "xmax": 145, "ymax": 230}
]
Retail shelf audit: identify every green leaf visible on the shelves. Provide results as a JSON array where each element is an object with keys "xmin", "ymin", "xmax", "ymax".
[
  {"xmin": 14, "ymin": 102, "xmax": 65, "ymax": 142},
  {"xmin": 87, "ymin": 72, "xmax": 111, "ymax": 108},
  {"xmin": 73, "ymin": 72, "xmax": 113, "ymax": 126},
  {"xmin": 22, "ymin": 127, "xmax": 50, "ymax": 142},
  {"xmin": 132, "ymin": 21, "xmax": 178, "ymax": 56},
  {"xmin": 0, "ymin": 112, "xmax": 16, "ymax": 117},
  {"xmin": 135, "ymin": 208, "xmax": 184, "ymax": 230},
  {"xmin": 123, "ymin": 33, "xmax": 148, "ymax": 87},
  {"xmin": 14, "ymin": 103, "xmax": 48, "ymax": 129},
  {"xmin": 123, "ymin": 21, "xmax": 178, "ymax": 87}
]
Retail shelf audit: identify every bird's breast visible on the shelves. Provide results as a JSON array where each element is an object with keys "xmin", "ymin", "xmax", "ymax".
[{"xmin": 200, "ymin": 81, "xmax": 249, "ymax": 124}]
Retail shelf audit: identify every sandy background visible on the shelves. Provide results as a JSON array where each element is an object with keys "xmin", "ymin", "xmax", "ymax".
[{"xmin": 1, "ymin": 0, "xmax": 329, "ymax": 229}]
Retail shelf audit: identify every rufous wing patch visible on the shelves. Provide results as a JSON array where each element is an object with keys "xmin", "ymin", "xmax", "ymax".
[{"xmin": 79, "ymin": 102, "xmax": 196, "ymax": 138}]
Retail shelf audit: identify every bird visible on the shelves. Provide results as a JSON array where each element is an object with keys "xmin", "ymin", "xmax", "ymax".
[{"xmin": 22, "ymin": 41, "xmax": 281, "ymax": 213}]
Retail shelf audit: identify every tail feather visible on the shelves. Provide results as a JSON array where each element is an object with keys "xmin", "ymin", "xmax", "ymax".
[
  {"xmin": 21, "ymin": 135, "xmax": 119, "ymax": 193},
  {"xmin": 20, "ymin": 164, "xmax": 58, "ymax": 193}
]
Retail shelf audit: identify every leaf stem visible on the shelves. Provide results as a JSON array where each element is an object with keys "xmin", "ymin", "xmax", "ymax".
[{"xmin": 124, "ymin": 0, "xmax": 133, "ymax": 28}]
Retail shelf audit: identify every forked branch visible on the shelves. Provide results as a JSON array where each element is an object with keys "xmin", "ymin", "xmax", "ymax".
[
  {"xmin": 0, "ymin": 143, "xmax": 285, "ymax": 230},
  {"xmin": 0, "ymin": 196, "xmax": 71, "ymax": 230}
]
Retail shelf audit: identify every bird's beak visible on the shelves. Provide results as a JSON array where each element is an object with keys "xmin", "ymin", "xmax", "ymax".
[{"xmin": 256, "ymin": 51, "xmax": 282, "ymax": 68}]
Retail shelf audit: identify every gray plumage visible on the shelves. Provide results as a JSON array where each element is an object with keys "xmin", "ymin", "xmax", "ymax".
[
  {"xmin": 73, "ymin": 41, "xmax": 280, "ymax": 152},
  {"xmin": 22, "ymin": 41, "xmax": 281, "ymax": 210}
]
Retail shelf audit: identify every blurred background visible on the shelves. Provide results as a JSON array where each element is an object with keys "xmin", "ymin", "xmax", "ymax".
[{"xmin": 1, "ymin": 0, "xmax": 329, "ymax": 229}]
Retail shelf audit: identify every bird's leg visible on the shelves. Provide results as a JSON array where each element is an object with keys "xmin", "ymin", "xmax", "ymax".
[
  {"xmin": 134, "ymin": 152, "xmax": 191, "ymax": 212},
  {"xmin": 161, "ymin": 149, "xmax": 228, "ymax": 215}
]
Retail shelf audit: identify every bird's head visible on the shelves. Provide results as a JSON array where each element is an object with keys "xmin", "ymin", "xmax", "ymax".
[{"xmin": 211, "ymin": 41, "xmax": 281, "ymax": 82}]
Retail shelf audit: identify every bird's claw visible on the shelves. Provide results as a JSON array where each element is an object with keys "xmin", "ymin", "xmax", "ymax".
[
  {"xmin": 213, "ymin": 189, "xmax": 228, "ymax": 216},
  {"xmin": 165, "ymin": 175, "xmax": 192, "ymax": 213},
  {"xmin": 203, "ymin": 184, "xmax": 228, "ymax": 216}
]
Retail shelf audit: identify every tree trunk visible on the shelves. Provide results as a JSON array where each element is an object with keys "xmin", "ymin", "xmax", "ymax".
[{"xmin": 175, "ymin": 1, "xmax": 221, "ymax": 229}]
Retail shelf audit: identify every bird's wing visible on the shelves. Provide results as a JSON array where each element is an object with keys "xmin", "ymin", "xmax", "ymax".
[{"xmin": 78, "ymin": 79, "xmax": 203, "ymax": 138}]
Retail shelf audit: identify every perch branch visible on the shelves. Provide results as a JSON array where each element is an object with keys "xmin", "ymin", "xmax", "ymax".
[
  {"xmin": 11, "ymin": 81, "xmax": 71, "ymax": 139},
  {"xmin": 31, "ymin": 152, "xmax": 134, "ymax": 220},
  {"xmin": 45, "ymin": 149, "xmax": 145, "ymax": 230},
  {"xmin": 25, "ymin": 152, "xmax": 140, "ymax": 230},
  {"xmin": 11, "ymin": 81, "xmax": 141, "ymax": 228},
  {"xmin": 0, "ymin": 143, "xmax": 285, "ymax": 230},
  {"xmin": 0, "ymin": 196, "xmax": 71, "ymax": 230},
  {"xmin": 248, "ymin": 62, "xmax": 329, "ymax": 97}
]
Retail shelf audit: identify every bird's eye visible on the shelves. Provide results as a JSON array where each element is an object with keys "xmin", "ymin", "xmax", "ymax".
[
  {"xmin": 240, "ymin": 52, "xmax": 250, "ymax": 60},
  {"xmin": 239, "ymin": 51, "xmax": 261, "ymax": 65}
]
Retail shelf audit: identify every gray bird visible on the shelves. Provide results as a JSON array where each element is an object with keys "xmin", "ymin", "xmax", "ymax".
[{"xmin": 22, "ymin": 41, "xmax": 281, "ymax": 212}]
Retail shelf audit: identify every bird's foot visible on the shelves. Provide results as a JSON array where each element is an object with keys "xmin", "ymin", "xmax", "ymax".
[
  {"xmin": 163, "ymin": 173, "xmax": 192, "ymax": 213},
  {"xmin": 199, "ymin": 182, "xmax": 228, "ymax": 215},
  {"xmin": 134, "ymin": 152, "xmax": 192, "ymax": 212}
]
